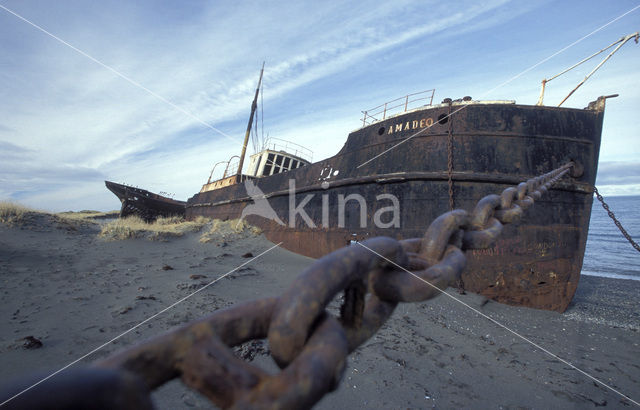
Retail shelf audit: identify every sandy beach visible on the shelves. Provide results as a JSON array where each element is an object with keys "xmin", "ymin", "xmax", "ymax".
[{"xmin": 1, "ymin": 212, "xmax": 639, "ymax": 409}]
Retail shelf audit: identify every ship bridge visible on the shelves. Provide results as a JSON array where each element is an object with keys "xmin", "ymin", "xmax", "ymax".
[{"xmin": 246, "ymin": 138, "xmax": 312, "ymax": 178}]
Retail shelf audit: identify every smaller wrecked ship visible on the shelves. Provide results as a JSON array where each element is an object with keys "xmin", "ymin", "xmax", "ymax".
[{"xmin": 105, "ymin": 181, "xmax": 186, "ymax": 221}]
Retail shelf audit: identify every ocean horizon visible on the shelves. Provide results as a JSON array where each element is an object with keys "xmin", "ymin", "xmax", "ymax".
[{"xmin": 583, "ymin": 195, "xmax": 640, "ymax": 281}]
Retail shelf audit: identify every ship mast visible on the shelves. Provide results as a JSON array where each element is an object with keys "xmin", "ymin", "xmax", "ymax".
[{"xmin": 236, "ymin": 62, "xmax": 265, "ymax": 180}]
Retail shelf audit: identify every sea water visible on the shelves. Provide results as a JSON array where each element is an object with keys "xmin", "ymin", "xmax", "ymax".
[{"xmin": 583, "ymin": 195, "xmax": 640, "ymax": 281}]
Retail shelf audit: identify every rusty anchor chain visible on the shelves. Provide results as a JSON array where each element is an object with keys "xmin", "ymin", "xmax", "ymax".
[
  {"xmin": 1, "ymin": 163, "xmax": 574, "ymax": 409},
  {"xmin": 446, "ymin": 100, "xmax": 455, "ymax": 211},
  {"xmin": 593, "ymin": 186, "xmax": 640, "ymax": 253}
]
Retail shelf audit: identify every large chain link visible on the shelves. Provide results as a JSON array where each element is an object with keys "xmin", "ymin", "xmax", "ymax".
[{"xmin": 2, "ymin": 163, "xmax": 574, "ymax": 409}]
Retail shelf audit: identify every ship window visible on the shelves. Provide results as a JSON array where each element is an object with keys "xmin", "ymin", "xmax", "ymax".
[
  {"xmin": 437, "ymin": 113, "xmax": 448, "ymax": 125},
  {"xmin": 291, "ymin": 160, "xmax": 298, "ymax": 169},
  {"xmin": 263, "ymin": 164, "xmax": 272, "ymax": 175},
  {"xmin": 378, "ymin": 126, "xmax": 385, "ymax": 135},
  {"xmin": 267, "ymin": 153, "xmax": 275, "ymax": 164},
  {"xmin": 283, "ymin": 157, "xmax": 291, "ymax": 169},
  {"xmin": 275, "ymin": 155, "xmax": 284, "ymax": 166}
]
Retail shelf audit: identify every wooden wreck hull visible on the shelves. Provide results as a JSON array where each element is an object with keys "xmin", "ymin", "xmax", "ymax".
[
  {"xmin": 105, "ymin": 181, "xmax": 186, "ymax": 221},
  {"xmin": 187, "ymin": 100, "xmax": 604, "ymax": 312}
]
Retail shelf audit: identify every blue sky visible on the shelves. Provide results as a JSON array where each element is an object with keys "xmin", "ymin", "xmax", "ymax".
[{"xmin": 1, "ymin": 0, "xmax": 639, "ymax": 212}]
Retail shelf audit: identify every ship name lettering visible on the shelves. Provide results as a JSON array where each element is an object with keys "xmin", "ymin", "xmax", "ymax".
[{"xmin": 387, "ymin": 117, "xmax": 434, "ymax": 134}]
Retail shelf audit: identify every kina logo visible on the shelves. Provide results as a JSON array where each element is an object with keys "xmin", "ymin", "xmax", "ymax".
[{"xmin": 240, "ymin": 179, "xmax": 285, "ymax": 226}]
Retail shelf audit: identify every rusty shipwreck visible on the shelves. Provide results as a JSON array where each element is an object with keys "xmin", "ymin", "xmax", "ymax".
[
  {"xmin": 187, "ymin": 91, "xmax": 608, "ymax": 312},
  {"xmin": 105, "ymin": 180, "xmax": 186, "ymax": 221},
  {"xmin": 186, "ymin": 34, "xmax": 639, "ymax": 312}
]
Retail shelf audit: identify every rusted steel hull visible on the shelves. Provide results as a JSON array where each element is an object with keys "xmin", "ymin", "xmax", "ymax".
[
  {"xmin": 187, "ymin": 100, "xmax": 604, "ymax": 312},
  {"xmin": 105, "ymin": 181, "xmax": 186, "ymax": 221}
]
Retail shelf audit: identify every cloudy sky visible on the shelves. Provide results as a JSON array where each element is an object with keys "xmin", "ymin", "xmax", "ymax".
[{"xmin": 1, "ymin": 0, "xmax": 639, "ymax": 212}]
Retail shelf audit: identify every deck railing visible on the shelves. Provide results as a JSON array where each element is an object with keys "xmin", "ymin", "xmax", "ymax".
[
  {"xmin": 262, "ymin": 137, "xmax": 313, "ymax": 163},
  {"xmin": 207, "ymin": 156, "xmax": 240, "ymax": 183},
  {"xmin": 361, "ymin": 89, "xmax": 435, "ymax": 127}
]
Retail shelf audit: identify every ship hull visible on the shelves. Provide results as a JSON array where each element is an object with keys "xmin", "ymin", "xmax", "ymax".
[
  {"xmin": 106, "ymin": 181, "xmax": 186, "ymax": 221},
  {"xmin": 187, "ymin": 100, "xmax": 604, "ymax": 312}
]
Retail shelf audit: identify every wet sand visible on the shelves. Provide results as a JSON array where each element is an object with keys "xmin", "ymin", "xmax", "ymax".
[{"xmin": 1, "ymin": 214, "xmax": 639, "ymax": 408}]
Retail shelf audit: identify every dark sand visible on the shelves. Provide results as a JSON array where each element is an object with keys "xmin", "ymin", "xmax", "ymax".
[{"xmin": 1, "ymin": 214, "xmax": 639, "ymax": 409}]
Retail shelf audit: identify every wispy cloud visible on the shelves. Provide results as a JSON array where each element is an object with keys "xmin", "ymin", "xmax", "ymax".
[
  {"xmin": 592, "ymin": 161, "xmax": 640, "ymax": 197},
  {"xmin": 0, "ymin": 139, "xmax": 31, "ymax": 159},
  {"xmin": 596, "ymin": 161, "xmax": 640, "ymax": 186}
]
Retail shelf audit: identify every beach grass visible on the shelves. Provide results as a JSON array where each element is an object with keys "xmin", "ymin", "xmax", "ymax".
[
  {"xmin": 199, "ymin": 218, "xmax": 261, "ymax": 243},
  {"xmin": 1, "ymin": 201, "xmax": 122, "ymax": 228},
  {"xmin": 99, "ymin": 215, "xmax": 210, "ymax": 240},
  {"xmin": 56, "ymin": 210, "xmax": 119, "ymax": 220},
  {"xmin": 55, "ymin": 210, "xmax": 120, "ymax": 227},
  {"xmin": 2, "ymin": 202, "xmax": 260, "ymax": 242},
  {"xmin": 0, "ymin": 201, "xmax": 41, "ymax": 224}
]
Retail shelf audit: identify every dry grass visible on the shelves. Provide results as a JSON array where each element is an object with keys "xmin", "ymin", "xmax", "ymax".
[
  {"xmin": 54, "ymin": 211, "xmax": 120, "ymax": 231},
  {"xmin": 56, "ymin": 210, "xmax": 119, "ymax": 221},
  {"xmin": 0, "ymin": 201, "xmax": 41, "ymax": 225},
  {"xmin": 99, "ymin": 215, "xmax": 210, "ymax": 240},
  {"xmin": 1, "ymin": 201, "xmax": 122, "ymax": 228},
  {"xmin": 2, "ymin": 203, "xmax": 259, "ymax": 243},
  {"xmin": 199, "ymin": 218, "xmax": 261, "ymax": 243}
]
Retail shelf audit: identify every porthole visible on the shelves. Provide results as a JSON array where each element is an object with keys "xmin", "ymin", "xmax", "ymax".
[
  {"xmin": 378, "ymin": 126, "xmax": 385, "ymax": 135},
  {"xmin": 437, "ymin": 113, "xmax": 448, "ymax": 125}
]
